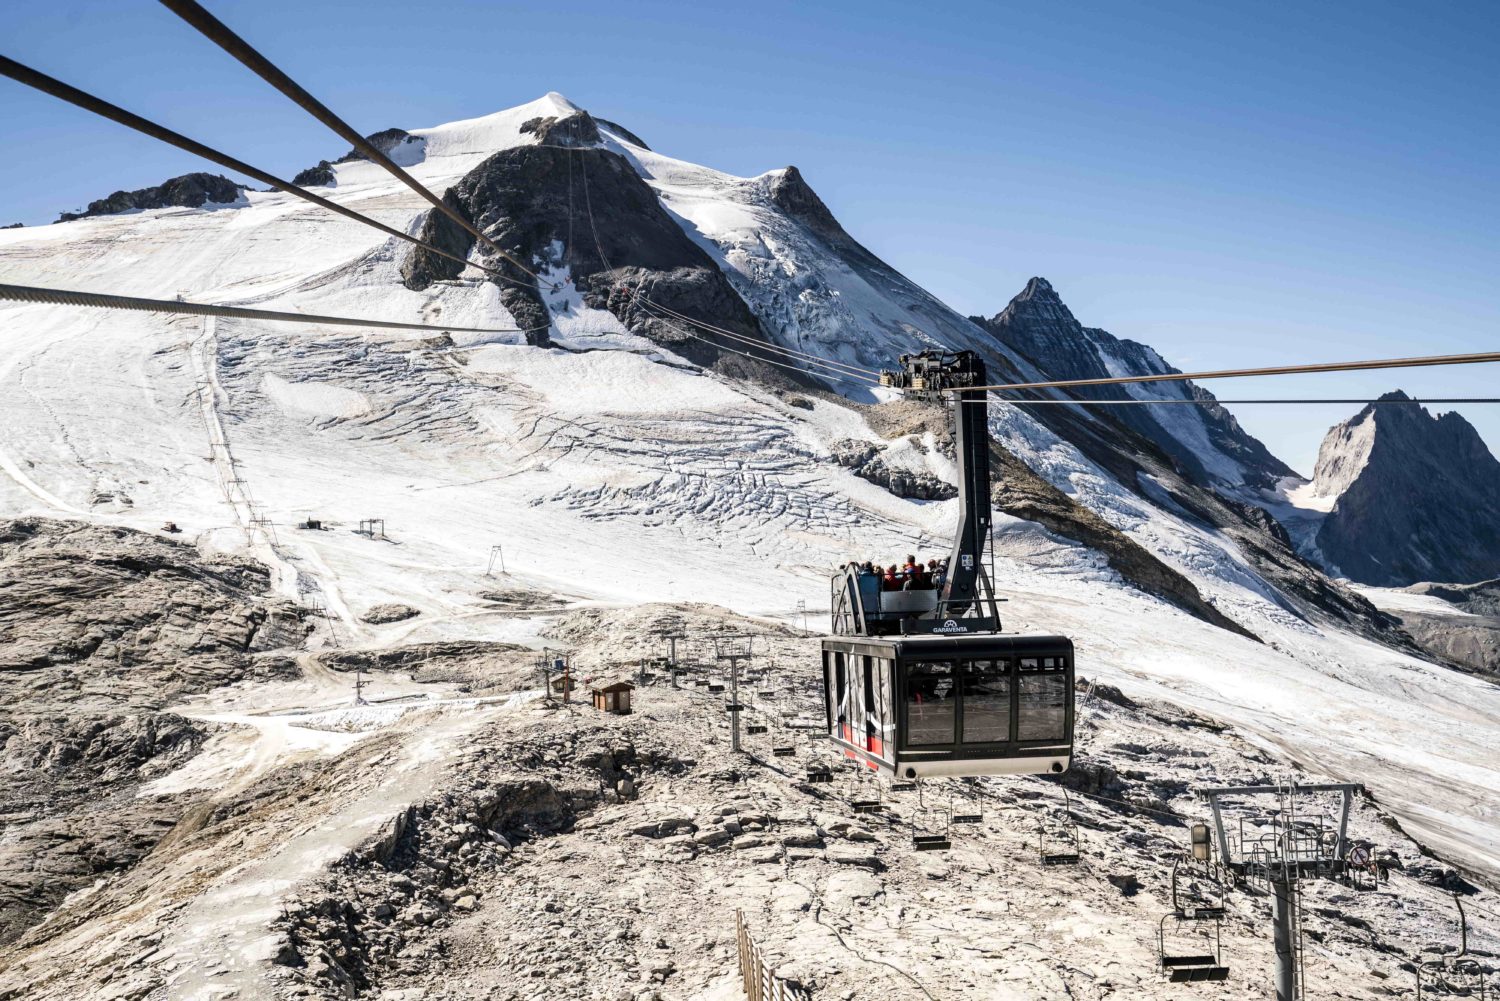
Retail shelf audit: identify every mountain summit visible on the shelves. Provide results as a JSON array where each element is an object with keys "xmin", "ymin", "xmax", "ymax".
[
  {"xmin": 1311, "ymin": 392, "xmax": 1500, "ymax": 585},
  {"xmin": 973, "ymin": 278, "xmax": 1294, "ymax": 492}
]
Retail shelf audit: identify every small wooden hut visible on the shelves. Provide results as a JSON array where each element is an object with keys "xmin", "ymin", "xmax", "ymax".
[{"xmin": 591, "ymin": 679, "xmax": 635, "ymax": 715}]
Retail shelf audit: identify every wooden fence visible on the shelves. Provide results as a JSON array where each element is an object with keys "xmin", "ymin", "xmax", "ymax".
[{"xmin": 736, "ymin": 909, "xmax": 814, "ymax": 1001}]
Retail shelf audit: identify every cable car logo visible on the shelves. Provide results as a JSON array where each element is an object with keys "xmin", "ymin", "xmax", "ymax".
[{"xmin": 933, "ymin": 619, "xmax": 968, "ymax": 634}]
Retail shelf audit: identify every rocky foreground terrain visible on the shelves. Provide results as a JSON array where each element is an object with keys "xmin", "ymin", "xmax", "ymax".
[{"xmin": 2, "ymin": 523, "xmax": 1498, "ymax": 1001}]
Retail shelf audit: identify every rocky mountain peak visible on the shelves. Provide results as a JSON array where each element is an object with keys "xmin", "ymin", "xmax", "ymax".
[
  {"xmin": 519, "ymin": 111, "xmax": 600, "ymax": 147},
  {"xmin": 983, "ymin": 276, "xmax": 1077, "ymax": 332},
  {"xmin": 973, "ymin": 278, "xmax": 1294, "ymax": 492},
  {"xmin": 764, "ymin": 166, "xmax": 844, "ymax": 240},
  {"xmin": 56, "ymin": 172, "xmax": 244, "ymax": 223},
  {"xmin": 333, "ymin": 127, "xmax": 426, "ymax": 165},
  {"xmin": 1312, "ymin": 393, "xmax": 1500, "ymax": 585}
]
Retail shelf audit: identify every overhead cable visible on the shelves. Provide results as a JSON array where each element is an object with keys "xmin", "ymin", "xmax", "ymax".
[
  {"xmin": 0, "ymin": 282, "xmax": 543, "ymax": 335},
  {"xmin": 156, "ymin": 0, "xmax": 552, "ymax": 288},
  {"xmin": 0, "ymin": 54, "xmax": 533, "ymax": 290},
  {"xmin": 968, "ymin": 396, "xmax": 1500, "ymax": 407},
  {"xmin": 964, "ymin": 350, "xmax": 1500, "ymax": 394}
]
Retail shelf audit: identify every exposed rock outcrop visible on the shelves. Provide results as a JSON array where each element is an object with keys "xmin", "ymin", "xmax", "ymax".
[
  {"xmin": 1311, "ymin": 393, "xmax": 1500, "ymax": 586},
  {"xmin": 973, "ymin": 278, "xmax": 1295, "ymax": 492},
  {"xmin": 293, "ymin": 160, "xmax": 337, "ymax": 187},
  {"xmin": 57, "ymin": 172, "xmax": 244, "ymax": 223},
  {"xmin": 829, "ymin": 439, "xmax": 957, "ymax": 501},
  {"xmin": 360, "ymin": 603, "xmax": 421, "ymax": 625},
  {"xmin": 332, "ymin": 127, "xmax": 425, "ymax": 165},
  {"xmin": 401, "ymin": 114, "xmax": 798, "ymax": 383},
  {"xmin": 1386, "ymin": 579, "xmax": 1500, "ymax": 674},
  {"xmin": 0, "ymin": 518, "xmax": 303, "ymax": 942}
]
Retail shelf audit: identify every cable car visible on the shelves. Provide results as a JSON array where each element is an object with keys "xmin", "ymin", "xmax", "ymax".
[
  {"xmin": 821, "ymin": 350, "xmax": 1075, "ymax": 778},
  {"xmin": 822, "ymin": 634, "xmax": 1073, "ymax": 778}
]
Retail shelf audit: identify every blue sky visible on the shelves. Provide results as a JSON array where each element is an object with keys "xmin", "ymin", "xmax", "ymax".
[{"xmin": 2, "ymin": 0, "xmax": 1497, "ymax": 474}]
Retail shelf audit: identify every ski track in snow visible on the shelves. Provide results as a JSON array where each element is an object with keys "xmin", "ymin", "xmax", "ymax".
[{"xmin": 1, "ymin": 90, "xmax": 1497, "ymax": 944}]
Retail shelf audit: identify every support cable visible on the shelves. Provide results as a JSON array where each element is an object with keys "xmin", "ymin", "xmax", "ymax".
[
  {"xmin": 0, "ymin": 54, "xmax": 534, "ymax": 291},
  {"xmin": 156, "ymin": 0, "xmax": 553, "ymax": 288},
  {"xmin": 0, "ymin": 282, "xmax": 544, "ymax": 336},
  {"xmin": 964, "ymin": 350, "xmax": 1500, "ymax": 394},
  {"xmin": 969, "ymin": 396, "xmax": 1500, "ymax": 407},
  {"xmin": 642, "ymin": 296, "xmax": 882, "ymax": 377},
  {"xmin": 633, "ymin": 298, "xmax": 879, "ymax": 390}
]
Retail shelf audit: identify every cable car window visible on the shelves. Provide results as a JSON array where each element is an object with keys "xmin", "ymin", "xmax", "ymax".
[
  {"xmin": 834, "ymin": 652, "xmax": 849, "ymax": 741},
  {"xmin": 1018, "ymin": 656, "xmax": 1067, "ymax": 741},
  {"xmin": 861, "ymin": 656, "xmax": 876, "ymax": 748},
  {"xmin": 872, "ymin": 658, "xmax": 894, "ymax": 756},
  {"xmin": 960, "ymin": 658, "xmax": 1011, "ymax": 743},
  {"xmin": 905, "ymin": 660, "xmax": 956, "ymax": 746}
]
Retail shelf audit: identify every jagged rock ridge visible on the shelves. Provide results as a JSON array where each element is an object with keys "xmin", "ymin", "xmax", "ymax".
[
  {"xmin": 973, "ymin": 278, "xmax": 1296, "ymax": 492},
  {"xmin": 57, "ymin": 172, "xmax": 244, "ymax": 223},
  {"xmin": 1311, "ymin": 392, "xmax": 1500, "ymax": 586}
]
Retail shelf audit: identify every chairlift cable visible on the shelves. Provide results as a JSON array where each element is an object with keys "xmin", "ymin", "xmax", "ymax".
[
  {"xmin": 0, "ymin": 54, "xmax": 536, "ymax": 292},
  {"xmin": 157, "ymin": 0, "xmax": 555, "ymax": 289},
  {"xmin": 0, "ymin": 282, "xmax": 548, "ymax": 335}
]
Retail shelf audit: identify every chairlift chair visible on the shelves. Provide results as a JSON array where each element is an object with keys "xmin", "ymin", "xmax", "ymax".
[
  {"xmin": 1038, "ymin": 787, "xmax": 1082, "ymax": 865},
  {"xmin": 805, "ymin": 763, "xmax": 834, "ymax": 784},
  {"xmin": 1158, "ymin": 914, "xmax": 1231, "ymax": 982},
  {"xmin": 952, "ymin": 780, "xmax": 984, "ymax": 824},
  {"xmin": 1417, "ymin": 894, "xmax": 1492, "ymax": 999},
  {"xmin": 1171, "ymin": 858, "xmax": 1227, "ymax": 919},
  {"xmin": 1418, "ymin": 959, "xmax": 1491, "ymax": 999},
  {"xmin": 912, "ymin": 804, "xmax": 952, "ymax": 851},
  {"xmin": 846, "ymin": 767, "xmax": 883, "ymax": 814}
]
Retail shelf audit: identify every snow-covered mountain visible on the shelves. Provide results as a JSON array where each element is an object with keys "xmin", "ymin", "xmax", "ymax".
[
  {"xmin": 1295, "ymin": 391, "xmax": 1500, "ymax": 586},
  {"xmin": 3, "ymin": 91, "xmax": 1499, "ymax": 893}
]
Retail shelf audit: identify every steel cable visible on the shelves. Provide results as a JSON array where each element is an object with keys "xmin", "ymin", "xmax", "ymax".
[
  {"xmin": 157, "ymin": 0, "xmax": 552, "ymax": 288},
  {"xmin": 0, "ymin": 282, "xmax": 545, "ymax": 335},
  {"xmin": 969, "ymin": 395, "xmax": 1500, "ymax": 407},
  {"xmin": 0, "ymin": 54, "xmax": 535, "ymax": 291},
  {"xmin": 965, "ymin": 350, "xmax": 1500, "ymax": 394}
]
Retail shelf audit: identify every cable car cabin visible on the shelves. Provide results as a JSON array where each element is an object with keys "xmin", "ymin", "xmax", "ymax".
[
  {"xmin": 820, "ymin": 634, "xmax": 1073, "ymax": 779},
  {"xmin": 822, "ymin": 350, "xmax": 1075, "ymax": 779}
]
